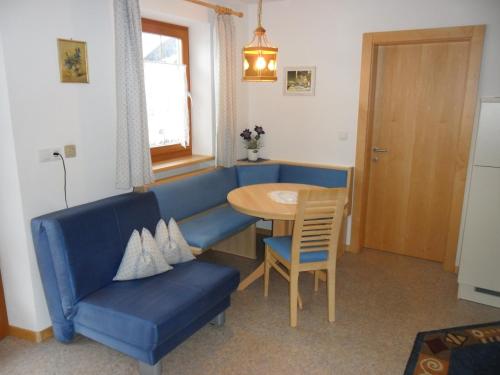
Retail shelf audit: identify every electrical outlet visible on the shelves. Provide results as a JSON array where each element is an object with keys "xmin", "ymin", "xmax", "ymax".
[
  {"xmin": 39, "ymin": 148, "xmax": 62, "ymax": 163},
  {"xmin": 64, "ymin": 144, "xmax": 76, "ymax": 158}
]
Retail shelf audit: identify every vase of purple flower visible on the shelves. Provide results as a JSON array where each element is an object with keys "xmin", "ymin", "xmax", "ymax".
[
  {"xmin": 247, "ymin": 148, "xmax": 259, "ymax": 161},
  {"xmin": 240, "ymin": 126, "xmax": 265, "ymax": 162}
]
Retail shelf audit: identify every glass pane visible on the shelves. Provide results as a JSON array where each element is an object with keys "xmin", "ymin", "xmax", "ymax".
[
  {"xmin": 142, "ymin": 32, "xmax": 182, "ymax": 64},
  {"xmin": 142, "ymin": 31, "xmax": 188, "ymax": 148},
  {"xmin": 144, "ymin": 62, "xmax": 189, "ymax": 148}
]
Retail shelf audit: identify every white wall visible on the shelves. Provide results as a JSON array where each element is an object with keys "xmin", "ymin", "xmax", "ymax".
[
  {"xmin": 0, "ymin": 36, "xmax": 42, "ymax": 331},
  {"xmin": 0, "ymin": 0, "xmax": 121, "ymax": 330},
  {"xmin": 245, "ymin": 0, "xmax": 500, "ymax": 165}
]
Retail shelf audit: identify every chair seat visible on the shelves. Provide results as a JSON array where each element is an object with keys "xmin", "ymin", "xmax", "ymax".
[
  {"xmin": 179, "ymin": 205, "xmax": 258, "ymax": 250},
  {"xmin": 264, "ymin": 236, "xmax": 328, "ymax": 263},
  {"xmin": 73, "ymin": 260, "xmax": 239, "ymax": 351}
]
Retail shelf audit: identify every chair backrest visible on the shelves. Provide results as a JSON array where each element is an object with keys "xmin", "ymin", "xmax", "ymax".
[{"xmin": 291, "ymin": 188, "xmax": 347, "ymax": 264}]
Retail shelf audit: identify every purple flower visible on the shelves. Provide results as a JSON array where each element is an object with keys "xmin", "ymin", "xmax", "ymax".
[
  {"xmin": 240, "ymin": 128, "xmax": 252, "ymax": 141},
  {"xmin": 254, "ymin": 125, "xmax": 265, "ymax": 135}
]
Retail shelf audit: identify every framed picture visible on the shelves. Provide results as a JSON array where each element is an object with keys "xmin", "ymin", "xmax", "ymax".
[
  {"xmin": 57, "ymin": 39, "xmax": 89, "ymax": 83},
  {"xmin": 283, "ymin": 66, "xmax": 316, "ymax": 96}
]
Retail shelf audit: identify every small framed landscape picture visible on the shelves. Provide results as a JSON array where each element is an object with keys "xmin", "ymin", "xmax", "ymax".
[
  {"xmin": 284, "ymin": 66, "xmax": 316, "ymax": 96},
  {"xmin": 57, "ymin": 38, "xmax": 89, "ymax": 83}
]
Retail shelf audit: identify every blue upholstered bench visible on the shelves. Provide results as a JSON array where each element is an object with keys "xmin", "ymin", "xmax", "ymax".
[
  {"xmin": 31, "ymin": 192, "xmax": 239, "ymax": 375},
  {"xmin": 31, "ymin": 161, "xmax": 351, "ymax": 374},
  {"xmin": 150, "ymin": 168, "xmax": 259, "ymax": 254},
  {"xmin": 148, "ymin": 163, "xmax": 352, "ymax": 259}
]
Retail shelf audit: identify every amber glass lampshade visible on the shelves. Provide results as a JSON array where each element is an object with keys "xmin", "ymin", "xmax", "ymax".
[{"xmin": 242, "ymin": 7, "xmax": 278, "ymax": 82}]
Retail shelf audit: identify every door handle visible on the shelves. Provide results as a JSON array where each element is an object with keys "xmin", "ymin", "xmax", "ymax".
[{"xmin": 373, "ymin": 147, "xmax": 388, "ymax": 153}]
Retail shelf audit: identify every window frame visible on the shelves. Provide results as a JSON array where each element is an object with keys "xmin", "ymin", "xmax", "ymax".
[{"xmin": 141, "ymin": 18, "xmax": 192, "ymax": 163}]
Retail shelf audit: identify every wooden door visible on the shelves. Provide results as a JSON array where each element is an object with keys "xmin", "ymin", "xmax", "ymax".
[
  {"xmin": 364, "ymin": 41, "xmax": 472, "ymax": 261},
  {"xmin": 0, "ymin": 271, "xmax": 8, "ymax": 340},
  {"xmin": 352, "ymin": 26, "xmax": 485, "ymax": 270}
]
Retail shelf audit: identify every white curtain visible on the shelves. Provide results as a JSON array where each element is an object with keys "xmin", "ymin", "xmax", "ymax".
[
  {"xmin": 144, "ymin": 62, "xmax": 190, "ymax": 148},
  {"xmin": 214, "ymin": 14, "xmax": 237, "ymax": 168},
  {"xmin": 114, "ymin": 0, "xmax": 154, "ymax": 189}
]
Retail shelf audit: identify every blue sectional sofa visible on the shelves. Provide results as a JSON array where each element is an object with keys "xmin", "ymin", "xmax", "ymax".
[
  {"xmin": 31, "ymin": 192, "xmax": 239, "ymax": 375},
  {"xmin": 148, "ymin": 163, "xmax": 351, "ymax": 255},
  {"xmin": 31, "ymin": 162, "xmax": 351, "ymax": 374},
  {"xmin": 151, "ymin": 167, "xmax": 259, "ymax": 252}
]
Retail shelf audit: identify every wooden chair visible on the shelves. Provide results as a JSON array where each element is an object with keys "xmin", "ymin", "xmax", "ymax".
[{"xmin": 263, "ymin": 188, "xmax": 347, "ymax": 327}]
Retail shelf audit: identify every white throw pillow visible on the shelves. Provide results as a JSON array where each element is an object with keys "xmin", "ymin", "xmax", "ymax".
[
  {"xmin": 155, "ymin": 219, "xmax": 180, "ymax": 264},
  {"xmin": 113, "ymin": 229, "xmax": 172, "ymax": 281},
  {"xmin": 141, "ymin": 228, "xmax": 172, "ymax": 271},
  {"xmin": 155, "ymin": 219, "xmax": 181, "ymax": 264},
  {"xmin": 167, "ymin": 218, "xmax": 196, "ymax": 263},
  {"xmin": 155, "ymin": 219, "xmax": 170, "ymax": 249}
]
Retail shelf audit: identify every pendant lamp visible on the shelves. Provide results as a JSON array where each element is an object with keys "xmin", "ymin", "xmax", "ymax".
[{"xmin": 242, "ymin": 0, "xmax": 278, "ymax": 82}]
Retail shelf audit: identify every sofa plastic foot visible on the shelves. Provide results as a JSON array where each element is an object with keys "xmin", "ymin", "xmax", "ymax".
[
  {"xmin": 210, "ymin": 311, "xmax": 225, "ymax": 327},
  {"xmin": 138, "ymin": 361, "xmax": 162, "ymax": 375}
]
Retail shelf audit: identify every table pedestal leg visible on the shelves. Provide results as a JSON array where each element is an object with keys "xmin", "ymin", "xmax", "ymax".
[
  {"xmin": 237, "ymin": 263, "xmax": 264, "ymax": 291},
  {"xmin": 272, "ymin": 220, "xmax": 294, "ymax": 236}
]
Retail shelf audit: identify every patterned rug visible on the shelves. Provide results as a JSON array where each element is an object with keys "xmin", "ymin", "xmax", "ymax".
[{"xmin": 404, "ymin": 321, "xmax": 500, "ymax": 375}]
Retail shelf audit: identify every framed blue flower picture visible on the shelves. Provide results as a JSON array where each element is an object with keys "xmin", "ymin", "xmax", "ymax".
[{"xmin": 57, "ymin": 38, "xmax": 89, "ymax": 83}]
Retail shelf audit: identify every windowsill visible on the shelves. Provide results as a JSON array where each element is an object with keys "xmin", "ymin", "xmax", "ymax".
[{"xmin": 152, "ymin": 154, "xmax": 214, "ymax": 174}]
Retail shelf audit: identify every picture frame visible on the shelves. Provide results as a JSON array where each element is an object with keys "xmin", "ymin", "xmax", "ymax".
[
  {"xmin": 57, "ymin": 38, "xmax": 89, "ymax": 83},
  {"xmin": 283, "ymin": 66, "xmax": 316, "ymax": 96}
]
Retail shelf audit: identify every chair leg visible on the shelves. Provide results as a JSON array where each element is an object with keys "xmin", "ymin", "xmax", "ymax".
[
  {"xmin": 327, "ymin": 267, "xmax": 336, "ymax": 322},
  {"xmin": 264, "ymin": 246, "xmax": 270, "ymax": 297},
  {"xmin": 314, "ymin": 271, "xmax": 320, "ymax": 292},
  {"xmin": 297, "ymin": 289, "xmax": 303, "ymax": 310},
  {"xmin": 289, "ymin": 270, "xmax": 299, "ymax": 327},
  {"xmin": 138, "ymin": 361, "xmax": 162, "ymax": 375}
]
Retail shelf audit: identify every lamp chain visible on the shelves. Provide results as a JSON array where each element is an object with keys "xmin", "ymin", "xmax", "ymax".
[{"xmin": 257, "ymin": 0, "xmax": 263, "ymax": 28}]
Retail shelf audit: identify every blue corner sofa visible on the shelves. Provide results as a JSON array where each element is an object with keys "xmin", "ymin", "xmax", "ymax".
[
  {"xmin": 31, "ymin": 192, "xmax": 239, "ymax": 375},
  {"xmin": 31, "ymin": 162, "xmax": 350, "ymax": 374},
  {"xmin": 148, "ymin": 163, "xmax": 351, "ymax": 254}
]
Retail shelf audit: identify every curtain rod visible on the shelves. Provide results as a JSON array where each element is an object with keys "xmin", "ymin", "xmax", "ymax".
[{"xmin": 184, "ymin": 0, "xmax": 244, "ymax": 18}]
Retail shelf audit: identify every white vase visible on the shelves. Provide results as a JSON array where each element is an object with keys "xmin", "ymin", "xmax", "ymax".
[{"xmin": 248, "ymin": 149, "xmax": 259, "ymax": 161}]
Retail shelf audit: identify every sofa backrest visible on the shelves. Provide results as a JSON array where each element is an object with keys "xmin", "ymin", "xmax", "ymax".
[
  {"xmin": 236, "ymin": 164, "xmax": 280, "ymax": 186},
  {"xmin": 150, "ymin": 167, "xmax": 238, "ymax": 221},
  {"xmin": 279, "ymin": 164, "xmax": 348, "ymax": 188},
  {"xmin": 31, "ymin": 192, "xmax": 160, "ymax": 340}
]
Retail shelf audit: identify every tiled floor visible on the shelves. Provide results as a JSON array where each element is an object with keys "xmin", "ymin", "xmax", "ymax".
[{"xmin": 1, "ymin": 240, "xmax": 499, "ymax": 375}]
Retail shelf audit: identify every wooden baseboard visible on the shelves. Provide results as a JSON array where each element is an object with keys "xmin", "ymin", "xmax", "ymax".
[
  {"xmin": 0, "ymin": 273, "xmax": 8, "ymax": 340},
  {"xmin": 8, "ymin": 325, "xmax": 53, "ymax": 343}
]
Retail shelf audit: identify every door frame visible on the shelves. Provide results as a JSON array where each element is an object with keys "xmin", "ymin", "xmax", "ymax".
[
  {"xmin": 351, "ymin": 25, "xmax": 485, "ymax": 271},
  {"xmin": 0, "ymin": 271, "xmax": 8, "ymax": 340}
]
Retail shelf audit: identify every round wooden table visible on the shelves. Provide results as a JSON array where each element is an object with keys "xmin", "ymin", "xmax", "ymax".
[{"xmin": 228, "ymin": 183, "xmax": 322, "ymax": 291}]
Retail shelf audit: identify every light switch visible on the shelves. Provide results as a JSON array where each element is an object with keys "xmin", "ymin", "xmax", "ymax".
[
  {"xmin": 338, "ymin": 131, "xmax": 348, "ymax": 141},
  {"xmin": 64, "ymin": 144, "xmax": 76, "ymax": 158}
]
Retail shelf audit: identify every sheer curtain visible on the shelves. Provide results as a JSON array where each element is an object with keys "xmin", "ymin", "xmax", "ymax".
[
  {"xmin": 143, "ymin": 62, "xmax": 190, "ymax": 148},
  {"xmin": 114, "ymin": 0, "xmax": 154, "ymax": 189},
  {"xmin": 214, "ymin": 14, "xmax": 237, "ymax": 168}
]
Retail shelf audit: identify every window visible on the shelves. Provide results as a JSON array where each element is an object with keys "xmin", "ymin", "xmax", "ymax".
[{"xmin": 142, "ymin": 18, "xmax": 192, "ymax": 163}]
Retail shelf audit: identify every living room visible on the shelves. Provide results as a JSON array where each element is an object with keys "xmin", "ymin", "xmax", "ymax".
[{"xmin": 1, "ymin": 0, "xmax": 500, "ymax": 374}]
